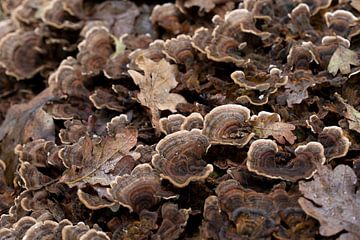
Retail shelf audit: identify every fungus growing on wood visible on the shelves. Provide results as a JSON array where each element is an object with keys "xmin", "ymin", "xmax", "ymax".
[
  {"xmin": 152, "ymin": 129, "xmax": 212, "ymax": 187},
  {"xmin": 108, "ymin": 164, "xmax": 176, "ymax": 213},
  {"xmin": 202, "ymin": 104, "xmax": 254, "ymax": 146},
  {"xmin": 247, "ymin": 139, "xmax": 326, "ymax": 181}
]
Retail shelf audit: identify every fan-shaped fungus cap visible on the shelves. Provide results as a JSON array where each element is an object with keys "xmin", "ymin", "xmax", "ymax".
[
  {"xmin": 318, "ymin": 126, "xmax": 350, "ymax": 160},
  {"xmin": 62, "ymin": 222, "xmax": 109, "ymax": 240},
  {"xmin": 23, "ymin": 220, "xmax": 65, "ymax": 240},
  {"xmin": 77, "ymin": 26, "xmax": 113, "ymax": 76},
  {"xmin": 215, "ymin": 179, "xmax": 277, "ymax": 237},
  {"xmin": 40, "ymin": 0, "xmax": 83, "ymax": 30},
  {"xmin": 200, "ymin": 195, "xmax": 227, "ymax": 239},
  {"xmin": 289, "ymin": 3, "xmax": 318, "ymax": 40},
  {"xmin": 0, "ymin": 30, "xmax": 50, "ymax": 79},
  {"xmin": 159, "ymin": 114, "xmax": 186, "ymax": 135},
  {"xmin": 247, "ymin": 139, "xmax": 326, "ymax": 181},
  {"xmin": 181, "ymin": 112, "xmax": 204, "ymax": 131},
  {"xmin": 88, "ymin": 1, "xmax": 139, "ymax": 38},
  {"xmin": 191, "ymin": 27, "xmax": 212, "ymax": 54},
  {"xmin": 89, "ymin": 89, "xmax": 125, "ymax": 112},
  {"xmin": 244, "ymin": 0, "xmax": 274, "ymax": 21},
  {"xmin": 48, "ymin": 57, "xmax": 89, "ymax": 99},
  {"xmin": 221, "ymin": 9, "xmax": 271, "ymax": 37},
  {"xmin": 155, "ymin": 203, "xmax": 190, "ymax": 239},
  {"xmin": 78, "ymin": 229, "xmax": 110, "ymax": 240},
  {"xmin": 163, "ymin": 34, "xmax": 196, "ymax": 68},
  {"xmin": 202, "ymin": 104, "xmax": 254, "ymax": 146},
  {"xmin": 152, "ymin": 129, "xmax": 212, "ymax": 188},
  {"xmin": 77, "ymin": 189, "xmax": 116, "ymax": 210},
  {"xmin": 287, "ymin": 42, "xmax": 318, "ymax": 70},
  {"xmin": 0, "ymin": 216, "xmax": 37, "ymax": 239},
  {"xmin": 150, "ymin": 3, "xmax": 183, "ymax": 34},
  {"xmin": 231, "ymin": 67, "xmax": 288, "ymax": 91},
  {"xmin": 324, "ymin": 10, "xmax": 360, "ymax": 39},
  {"xmin": 59, "ymin": 119, "xmax": 88, "ymax": 144},
  {"xmin": 306, "ymin": 114, "xmax": 325, "ymax": 134},
  {"xmin": 205, "ymin": 34, "xmax": 248, "ymax": 65},
  {"xmin": 108, "ymin": 163, "xmax": 176, "ymax": 213},
  {"xmin": 298, "ymin": 0, "xmax": 332, "ymax": 15}
]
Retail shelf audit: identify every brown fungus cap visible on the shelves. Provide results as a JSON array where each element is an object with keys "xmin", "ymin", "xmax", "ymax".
[
  {"xmin": 22, "ymin": 220, "xmax": 60, "ymax": 240},
  {"xmin": 200, "ymin": 195, "xmax": 227, "ymax": 239},
  {"xmin": 324, "ymin": 10, "xmax": 360, "ymax": 39},
  {"xmin": 88, "ymin": 1, "xmax": 139, "ymax": 38},
  {"xmin": 0, "ymin": 30, "xmax": 51, "ymax": 80},
  {"xmin": 152, "ymin": 129, "xmax": 213, "ymax": 188},
  {"xmin": 40, "ymin": 0, "xmax": 83, "ymax": 30},
  {"xmin": 159, "ymin": 114, "xmax": 186, "ymax": 135},
  {"xmin": 287, "ymin": 42, "xmax": 318, "ymax": 70},
  {"xmin": 318, "ymin": 126, "xmax": 350, "ymax": 161},
  {"xmin": 214, "ymin": 179, "xmax": 278, "ymax": 238},
  {"xmin": 150, "ymin": 3, "xmax": 183, "ymax": 35},
  {"xmin": 77, "ymin": 26, "xmax": 113, "ymax": 76},
  {"xmin": 244, "ymin": 0, "xmax": 275, "ymax": 20},
  {"xmin": 202, "ymin": 104, "xmax": 254, "ymax": 146},
  {"xmin": 59, "ymin": 119, "xmax": 88, "ymax": 144},
  {"xmin": 47, "ymin": 57, "xmax": 89, "ymax": 99},
  {"xmin": 163, "ymin": 34, "xmax": 196, "ymax": 67},
  {"xmin": 181, "ymin": 112, "xmax": 204, "ymax": 131},
  {"xmin": 247, "ymin": 139, "xmax": 326, "ymax": 181},
  {"xmin": 154, "ymin": 203, "xmax": 190, "ymax": 239},
  {"xmin": 78, "ymin": 229, "xmax": 110, "ymax": 240},
  {"xmin": 77, "ymin": 188, "xmax": 115, "ymax": 210},
  {"xmin": 191, "ymin": 27, "xmax": 212, "ymax": 54},
  {"xmin": 216, "ymin": 9, "xmax": 271, "ymax": 38},
  {"xmin": 297, "ymin": 0, "xmax": 332, "ymax": 15},
  {"xmin": 108, "ymin": 163, "xmax": 176, "ymax": 213},
  {"xmin": 89, "ymin": 88, "xmax": 125, "ymax": 112},
  {"xmin": 231, "ymin": 67, "xmax": 288, "ymax": 91}
]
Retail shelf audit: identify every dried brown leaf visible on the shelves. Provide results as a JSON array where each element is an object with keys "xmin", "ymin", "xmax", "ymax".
[
  {"xmin": 60, "ymin": 128, "xmax": 137, "ymax": 187},
  {"xmin": 250, "ymin": 112, "xmax": 296, "ymax": 144},
  {"xmin": 128, "ymin": 57, "xmax": 187, "ymax": 130},
  {"xmin": 299, "ymin": 164, "xmax": 360, "ymax": 238},
  {"xmin": 336, "ymin": 93, "xmax": 360, "ymax": 134},
  {"xmin": 328, "ymin": 46, "xmax": 360, "ymax": 76},
  {"xmin": 0, "ymin": 88, "xmax": 55, "ymax": 184}
]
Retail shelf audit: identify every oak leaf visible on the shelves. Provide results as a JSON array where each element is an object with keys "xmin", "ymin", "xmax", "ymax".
[
  {"xmin": 298, "ymin": 164, "xmax": 360, "ymax": 239},
  {"xmin": 128, "ymin": 57, "xmax": 187, "ymax": 130},
  {"xmin": 60, "ymin": 127, "xmax": 138, "ymax": 187},
  {"xmin": 250, "ymin": 112, "xmax": 296, "ymax": 144},
  {"xmin": 328, "ymin": 45, "xmax": 360, "ymax": 76},
  {"xmin": 335, "ymin": 93, "xmax": 360, "ymax": 134}
]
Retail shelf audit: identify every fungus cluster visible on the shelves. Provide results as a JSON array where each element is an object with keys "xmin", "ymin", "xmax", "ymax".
[{"xmin": 0, "ymin": 0, "xmax": 360, "ymax": 239}]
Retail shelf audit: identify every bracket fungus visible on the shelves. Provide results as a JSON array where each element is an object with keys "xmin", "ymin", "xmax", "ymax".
[
  {"xmin": 1, "ymin": 0, "xmax": 360, "ymax": 238},
  {"xmin": 0, "ymin": 30, "xmax": 52, "ymax": 80},
  {"xmin": 152, "ymin": 129, "xmax": 212, "ymax": 188},
  {"xmin": 247, "ymin": 139, "xmax": 326, "ymax": 181},
  {"xmin": 202, "ymin": 104, "xmax": 254, "ymax": 146},
  {"xmin": 108, "ymin": 163, "xmax": 176, "ymax": 213},
  {"xmin": 318, "ymin": 126, "xmax": 350, "ymax": 161}
]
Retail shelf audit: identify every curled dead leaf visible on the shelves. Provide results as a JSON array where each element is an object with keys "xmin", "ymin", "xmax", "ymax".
[
  {"xmin": 128, "ymin": 57, "xmax": 187, "ymax": 131},
  {"xmin": 328, "ymin": 45, "xmax": 360, "ymax": 76}
]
